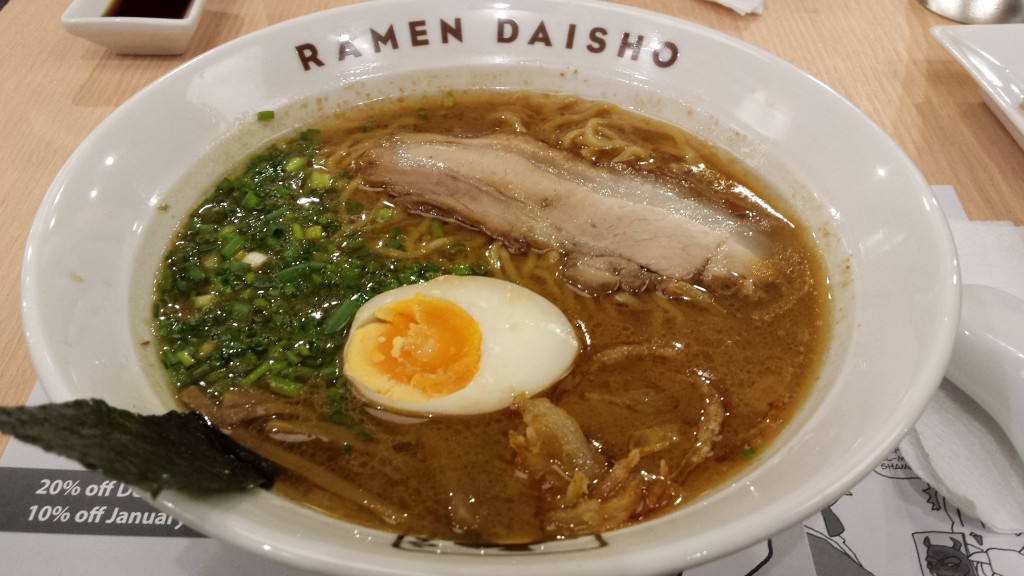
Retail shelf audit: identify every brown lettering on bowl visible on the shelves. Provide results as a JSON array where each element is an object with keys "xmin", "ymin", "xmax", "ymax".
[
  {"xmin": 372, "ymin": 26, "xmax": 399, "ymax": 52},
  {"xmin": 618, "ymin": 33, "xmax": 643, "ymax": 61},
  {"xmin": 409, "ymin": 20, "xmax": 429, "ymax": 46},
  {"xmin": 653, "ymin": 42, "xmax": 679, "ymax": 68},
  {"xmin": 296, "ymin": 43, "xmax": 324, "ymax": 71},
  {"xmin": 587, "ymin": 27, "xmax": 607, "ymax": 53},
  {"xmin": 371, "ymin": 20, "xmax": 461, "ymax": 53},
  {"xmin": 441, "ymin": 19, "xmax": 463, "ymax": 44},
  {"xmin": 340, "ymin": 38, "xmax": 362, "ymax": 61},
  {"xmin": 528, "ymin": 22, "xmax": 552, "ymax": 46},
  {"xmin": 293, "ymin": 15, "xmax": 678, "ymax": 72},
  {"xmin": 497, "ymin": 18, "xmax": 518, "ymax": 43}
]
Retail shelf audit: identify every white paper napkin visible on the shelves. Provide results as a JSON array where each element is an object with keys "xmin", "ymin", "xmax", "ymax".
[
  {"xmin": 703, "ymin": 0, "xmax": 763, "ymax": 16},
  {"xmin": 899, "ymin": 187, "xmax": 1024, "ymax": 533}
]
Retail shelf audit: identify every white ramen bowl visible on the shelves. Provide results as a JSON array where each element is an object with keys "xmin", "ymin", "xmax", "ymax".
[{"xmin": 21, "ymin": 0, "xmax": 959, "ymax": 574}]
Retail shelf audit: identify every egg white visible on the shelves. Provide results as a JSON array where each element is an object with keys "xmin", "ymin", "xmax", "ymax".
[{"xmin": 343, "ymin": 275, "xmax": 579, "ymax": 415}]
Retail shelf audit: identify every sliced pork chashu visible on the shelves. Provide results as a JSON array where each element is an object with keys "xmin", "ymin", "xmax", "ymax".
[{"xmin": 361, "ymin": 132, "xmax": 768, "ymax": 294}]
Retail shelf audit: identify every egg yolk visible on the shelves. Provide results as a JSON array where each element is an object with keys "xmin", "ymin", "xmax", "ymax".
[{"xmin": 346, "ymin": 293, "xmax": 482, "ymax": 399}]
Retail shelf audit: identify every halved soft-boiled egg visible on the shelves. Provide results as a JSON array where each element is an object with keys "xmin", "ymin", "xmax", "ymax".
[{"xmin": 342, "ymin": 275, "xmax": 579, "ymax": 415}]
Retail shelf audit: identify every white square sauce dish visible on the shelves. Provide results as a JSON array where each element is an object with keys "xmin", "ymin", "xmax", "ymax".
[{"xmin": 61, "ymin": 0, "xmax": 205, "ymax": 55}]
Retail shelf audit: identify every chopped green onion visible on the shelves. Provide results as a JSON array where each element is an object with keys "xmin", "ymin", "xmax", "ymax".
[
  {"xmin": 220, "ymin": 234, "xmax": 244, "ymax": 258},
  {"xmin": 265, "ymin": 206, "xmax": 288, "ymax": 220},
  {"xmin": 742, "ymin": 445, "xmax": 756, "ymax": 459},
  {"xmin": 183, "ymin": 263, "xmax": 205, "ymax": 282},
  {"xmin": 307, "ymin": 170, "xmax": 332, "ymax": 190},
  {"xmin": 275, "ymin": 263, "xmax": 311, "ymax": 283},
  {"xmin": 239, "ymin": 361, "xmax": 272, "ymax": 387},
  {"xmin": 263, "ymin": 225, "xmax": 287, "ymax": 248},
  {"xmin": 268, "ymin": 376, "xmax": 305, "ymax": 398},
  {"xmin": 226, "ymin": 260, "xmax": 251, "ymax": 275},
  {"xmin": 372, "ymin": 207, "xmax": 394, "ymax": 221},
  {"xmin": 319, "ymin": 364, "xmax": 339, "ymax": 379},
  {"xmin": 229, "ymin": 302, "xmax": 252, "ymax": 321},
  {"xmin": 256, "ymin": 110, "xmax": 275, "ymax": 121},
  {"xmin": 196, "ymin": 341, "xmax": 216, "ymax": 359},
  {"xmin": 188, "ymin": 362, "xmax": 214, "ymax": 379},
  {"xmin": 200, "ymin": 252, "xmax": 220, "ymax": 271},
  {"xmin": 175, "ymin": 350, "xmax": 196, "ymax": 367},
  {"xmin": 193, "ymin": 294, "xmax": 216, "ymax": 309},
  {"xmin": 430, "ymin": 219, "xmax": 444, "ymax": 238},
  {"xmin": 323, "ymin": 299, "xmax": 361, "ymax": 334},
  {"xmin": 442, "ymin": 91, "xmax": 455, "ymax": 107},
  {"xmin": 242, "ymin": 190, "xmax": 260, "ymax": 209},
  {"xmin": 284, "ymin": 157, "xmax": 306, "ymax": 172}
]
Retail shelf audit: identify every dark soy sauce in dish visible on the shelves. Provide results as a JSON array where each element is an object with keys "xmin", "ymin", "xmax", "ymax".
[{"xmin": 104, "ymin": 0, "xmax": 194, "ymax": 19}]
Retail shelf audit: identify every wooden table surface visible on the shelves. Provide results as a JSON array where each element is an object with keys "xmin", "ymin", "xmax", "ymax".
[{"xmin": 1, "ymin": 0, "xmax": 1022, "ymax": 456}]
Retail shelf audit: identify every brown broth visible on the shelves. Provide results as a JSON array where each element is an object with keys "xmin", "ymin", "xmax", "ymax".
[{"xmin": 167, "ymin": 91, "xmax": 829, "ymax": 544}]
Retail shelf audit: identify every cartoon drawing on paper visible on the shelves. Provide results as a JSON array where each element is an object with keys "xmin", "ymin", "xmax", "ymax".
[
  {"xmin": 914, "ymin": 532, "xmax": 976, "ymax": 576},
  {"xmin": 912, "ymin": 484, "xmax": 1024, "ymax": 576},
  {"xmin": 805, "ymin": 497, "xmax": 875, "ymax": 576},
  {"xmin": 800, "ymin": 448, "xmax": 1024, "ymax": 576}
]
